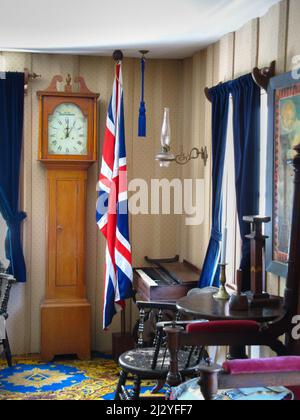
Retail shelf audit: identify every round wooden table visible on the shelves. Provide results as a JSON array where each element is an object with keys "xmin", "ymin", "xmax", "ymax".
[
  {"xmin": 176, "ymin": 291, "xmax": 285, "ymax": 359},
  {"xmin": 177, "ymin": 292, "xmax": 284, "ymax": 323}
]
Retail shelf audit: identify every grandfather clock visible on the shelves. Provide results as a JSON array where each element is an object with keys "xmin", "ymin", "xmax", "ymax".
[{"xmin": 37, "ymin": 75, "xmax": 99, "ymax": 361}]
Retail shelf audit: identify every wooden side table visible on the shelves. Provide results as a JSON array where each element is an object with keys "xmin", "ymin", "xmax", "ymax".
[{"xmin": 176, "ymin": 291, "xmax": 285, "ymax": 359}]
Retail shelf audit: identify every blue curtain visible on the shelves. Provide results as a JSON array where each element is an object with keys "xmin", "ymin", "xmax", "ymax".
[
  {"xmin": 230, "ymin": 74, "xmax": 261, "ymax": 291},
  {"xmin": 0, "ymin": 72, "xmax": 27, "ymax": 282},
  {"xmin": 198, "ymin": 84, "xmax": 230, "ymax": 287}
]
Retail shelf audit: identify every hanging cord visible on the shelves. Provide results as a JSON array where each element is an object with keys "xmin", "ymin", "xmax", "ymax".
[
  {"xmin": 138, "ymin": 51, "xmax": 148, "ymax": 137},
  {"xmin": 141, "ymin": 57, "xmax": 145, "ymax": 103}
]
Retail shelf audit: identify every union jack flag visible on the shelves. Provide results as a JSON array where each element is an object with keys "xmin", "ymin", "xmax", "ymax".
[{"xmin": 96, "ymin": 63, "xmax": 133, "ymax": 329}]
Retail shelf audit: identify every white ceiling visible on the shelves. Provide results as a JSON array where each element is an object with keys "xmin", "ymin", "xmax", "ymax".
[{"xmin": 0, "ymin": 0, "xmax": 281, "ymax": 59}]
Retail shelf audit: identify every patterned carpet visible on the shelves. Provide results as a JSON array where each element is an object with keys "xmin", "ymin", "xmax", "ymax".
[{"xmin": 0, "ymin": 354, "xmax": 160, "ymax": 400}]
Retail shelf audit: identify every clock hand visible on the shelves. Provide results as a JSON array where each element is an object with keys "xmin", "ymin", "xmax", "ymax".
[
  {"xmin": 68, "ymin": 121, "xmax": 76, "ymax": 137},
  {"xmin": 65, "ymin": 119, "xmax": 70, "ymax": 139},
  {"xmin": 64, "ymin": 127, "xmax": 69, "ymax": 139}
]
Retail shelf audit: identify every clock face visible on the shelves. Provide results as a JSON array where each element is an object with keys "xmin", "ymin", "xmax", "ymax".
[{"xmin": 48, "ymin": 103, "xmax": 88, "ymax": 156}]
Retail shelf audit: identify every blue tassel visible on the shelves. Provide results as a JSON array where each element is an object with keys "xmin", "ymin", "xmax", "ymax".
[
  {"xmin": 138, "ymin": 57, "xmax": 146, "ymax": 138},
  {"xmin": 138, "ymin": 101, "xmax": 146, "ymax": 137}
]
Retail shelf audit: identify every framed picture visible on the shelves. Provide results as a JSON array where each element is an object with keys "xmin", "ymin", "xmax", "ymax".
[{"xmin": 266, "ymin": 72, "xmax": 300, "ymax": 278}]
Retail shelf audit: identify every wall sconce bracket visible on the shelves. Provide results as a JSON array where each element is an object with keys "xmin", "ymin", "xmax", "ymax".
[{"xmin": 175, "ymin": 146, "xmax": 208, "ymax": 166}]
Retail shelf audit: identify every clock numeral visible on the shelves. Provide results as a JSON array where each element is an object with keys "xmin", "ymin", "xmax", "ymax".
[
  {"xmin": 77, "ymin": 141, "xmax": 82, "ymax": 146},
  {"xmin": 58, "ymin": 146, "xmax": 62, "ymax": 151},
  {"xmin": 66, "ymin": 148, "xmax": 70, "ymax": 154}
]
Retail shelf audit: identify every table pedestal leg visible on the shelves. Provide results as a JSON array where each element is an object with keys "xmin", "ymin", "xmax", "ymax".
[{"xmin": 227, "ymin": 346, "xmax": 248, "ymax": 360}]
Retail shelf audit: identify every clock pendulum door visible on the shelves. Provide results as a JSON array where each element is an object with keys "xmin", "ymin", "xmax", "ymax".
[
  {"xmin": 37, "ymin": 75, "xmax": 99, "ymax": 361},
  {"xmin": 41, "ymin": 166, "xmax": 91, "ymax": 361}
]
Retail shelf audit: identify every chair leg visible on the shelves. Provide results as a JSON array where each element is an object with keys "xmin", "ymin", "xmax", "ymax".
[
  {"xmin": 199, "ymin": 347, "xmax": 210, "ymax": 364},
  {"xmin": 3, "ymin": 333, "xmax": 12, "ymax": 368},
  {"xmin": 227, "ymin": 346, "xmax": 248, "ymax": 360},
  {"xmin": 114, "ymin": 370, "xmax": 128, "ymax": 400},
  {"xmin": 133, "ymin": 376, "xmax": 141, "ymax": 400},
  {"xmin": 199, "ymin": 370, "xmax": 219, "ymax": 401}
]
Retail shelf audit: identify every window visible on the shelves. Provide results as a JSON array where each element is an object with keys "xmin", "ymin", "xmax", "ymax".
[
  {"xmin": 223, "ymin": 91, "xmax": 268, "ymax": 289},
  {"xmin": 259, "ymin": 91, "xmax": 268, "ymax": 215},
  {"xmin": 222, "ymin": 96, "xmax": 240, "ymax": 288},
  {"xmin": 0, "ymin": 212, "xmax": 9, "ymax": 269}
]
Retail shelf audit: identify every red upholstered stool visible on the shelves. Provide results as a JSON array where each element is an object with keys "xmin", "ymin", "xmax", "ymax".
[
  {"xmin": 187, "ymin": 320, "xmax": 260, "ymax": 334},
  {"xmin": 222, "ymin": 357, "xmax": 300, "ymax": 401},
  {"xmin": 223, "ymin": 356, "xmax": 300, "ymax": 375}
]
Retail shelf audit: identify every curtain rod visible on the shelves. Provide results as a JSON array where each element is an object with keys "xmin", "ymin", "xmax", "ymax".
[
  {"xmin": 204, "ymin": 60, "xmax": 276, "ymax": 102},
  {"xmin": 24, "ymin": 68, "xmax": 42, "ymax": 94},
  {"xmin": 0, "ymin": 69, "xmax": 41, "ymax": 93}
]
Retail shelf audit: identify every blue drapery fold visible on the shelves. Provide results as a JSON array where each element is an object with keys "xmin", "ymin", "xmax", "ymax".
[
  {"xmin": 0, "ymin": 72, "xmax": 27, "ymax": 282},
  {"xmin": 199, "ymin": 74, "xmax": 260, "ymax": 289},
  {"xmin": 230, "ymin": 74, "xmax": 261, "ymax": 290},
  {"xmin": 198, "ymin": 84, "xmax": 230, "ymax": 287}
]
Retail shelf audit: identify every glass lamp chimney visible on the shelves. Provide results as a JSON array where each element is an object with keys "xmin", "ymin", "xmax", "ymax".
[
  {"xmin": 155, "ymin": 107, "xmax": 175, "ymax": 167},
  {"xmin": 161, "ymin": 107, "xmax": 171, "ymax": 148}
]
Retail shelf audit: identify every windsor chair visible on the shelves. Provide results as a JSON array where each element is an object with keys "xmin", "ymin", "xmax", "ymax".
[
  {"xmin": 0, "ymin": 264, "xmax": 16, "ymax": 367},
  {"xmin": 115, "ymin": 300, "xmax": 207, "ymax": 400}
]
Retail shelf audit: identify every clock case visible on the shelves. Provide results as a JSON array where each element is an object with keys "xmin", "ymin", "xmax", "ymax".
[
  {"xmin": 37, "ymin": 75, "xmax": 99, "ymax": 165},
  {"xmin": 37, "ymin": 76, "xmax": 100, "ymax": 361}
]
